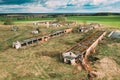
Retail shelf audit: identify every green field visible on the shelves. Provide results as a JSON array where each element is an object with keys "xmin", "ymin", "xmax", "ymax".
[
  {"xmin": 6, "ymin": 16, "xmax": 120, "ymax": 28},
  {"xmin": 67, "ymin": 16, "xmax": 120, "ymax": 28},
  {"xmin": 0, "ymin": 16, "xmax": 120, "ymax": 28}
]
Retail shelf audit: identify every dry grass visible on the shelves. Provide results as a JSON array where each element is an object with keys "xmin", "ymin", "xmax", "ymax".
[
  {"xmin": 93, "ymin": 57, "xmax": 120, "ymax": 80},
  {"xmin": 0, "ymin": 23, "xmax": 120, "ymax": 80},
  {"xmin": 0, "ymin": 24, "xmax": 88, "ymax": 80}
]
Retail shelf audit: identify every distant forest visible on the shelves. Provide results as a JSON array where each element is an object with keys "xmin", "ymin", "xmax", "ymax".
[{"xmin": 0, "ymin": 13, "xmax": 120, "ymax": 21}]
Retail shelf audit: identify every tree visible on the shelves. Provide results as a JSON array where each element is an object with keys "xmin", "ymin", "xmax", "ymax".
[
  {"xmin": 56, "ymin": 16, "xmax": 66, "ymax": 23},
  {"xmin": 4, "ymin": 19, "xmax": 13, "ymax": 25}
]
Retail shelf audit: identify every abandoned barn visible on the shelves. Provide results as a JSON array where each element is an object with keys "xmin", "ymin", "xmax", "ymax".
[
  {"xmin": 12, "ymin": 28, "xmax": 73, "ymax": 49},
  {"xmin": 62, "ymin": 31, "xmax": 106, "ymax": 65},
  {"xmin": 77, "ymin": 23, "xmax": 101, "ymax": 33}
]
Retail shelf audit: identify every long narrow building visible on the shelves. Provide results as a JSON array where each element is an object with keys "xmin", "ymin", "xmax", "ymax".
[
  {"xmin": 62, "ymin": 31, "xmax": 106, "ymax": 70},
  {"xmin": 12, "ymin": 28, "xmax": 73, "ymax": 49}
]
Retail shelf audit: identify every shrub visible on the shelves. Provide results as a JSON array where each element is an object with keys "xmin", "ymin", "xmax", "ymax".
[{"xmin": 56, "ymin": 16, "xmax": 66, "ymax": 23}]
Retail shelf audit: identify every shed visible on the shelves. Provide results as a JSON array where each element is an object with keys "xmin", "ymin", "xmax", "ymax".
[{"xmin": 62, "ymin": 52, "xmax": 77, "ymax": 65}]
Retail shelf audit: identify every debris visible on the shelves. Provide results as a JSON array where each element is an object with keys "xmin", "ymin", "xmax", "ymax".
[
  {"xmin": 62, "ymin": 52, "xmax": 77, "ymax": 65},
  {"xmin": 108, "ymin": 31, "xmax": 120, "ymax": 38},
  {"xmin": 50, "ymin": 22, "xmax": 62, "ymax": 27},
  {"xmin": 76, "ymin": 23, "xmax": 101, "ymax": 33},
  {"xmin": 31, "ymin": 28, "xmax": 40, "ymax": 34},
  {"xmin": 12, "ymin": 41, "xmax": 21, "ymax": 49},
  {"xmin": 31, "ymin": 30, "xmax": 39, "ymax": 34},
  {"xmin": 11, "ymin": 26, "xmax": 19, "ymax": 31}
]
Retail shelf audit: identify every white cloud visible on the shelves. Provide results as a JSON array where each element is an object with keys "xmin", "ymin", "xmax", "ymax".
[
  {"xmin": 68, "ymin": 0, "xmax": 120, "ymax": 6},
  {"xmin": 25, "ymin": 4, "xmax": 53, "ymax": 13},
  {"xmin": 0, "ymin": 0, "xmax": 120, "ymax": 13},
  {"xmin": 0, "ymin": 4, "xmax": 53, "ymax": 13},
  {"xmin": 75, "ymin": 5, "xmax": 120, "ymax": 13},
  {"xmin": 0, "ymin": 5, "xmax": 24, "ymax": 9},
  {"xmin": 96, "ymin": 6, "xmax": 120, "ymax": 12},
  {"xmin": 91, "ymin": 0, "xmax": 107, "ymax": 5},
  {"xmin": 68, "ymin": 0, "xmax": 89, "ymax": 6},
  {"xmin": 45, "ymin": 0, "xmax": 67, "ymax": 8},
  {"xmin": 91, "ymin": 0, "xmax": 120, "ymax": 5}
]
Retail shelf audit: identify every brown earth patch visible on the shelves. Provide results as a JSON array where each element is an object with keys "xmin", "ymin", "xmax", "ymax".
[{"xmin": 93, "ymin": 57, "xmax": 120, "ymax": 80}]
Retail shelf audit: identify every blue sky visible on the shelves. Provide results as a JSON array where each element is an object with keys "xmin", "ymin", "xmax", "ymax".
[{"xmin": 0, "ymin": 0, "xmax": 120, "ymax": 13}]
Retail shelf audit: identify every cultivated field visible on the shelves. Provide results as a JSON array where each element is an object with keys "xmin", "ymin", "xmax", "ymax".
[
  {"xmin": 0, "ymin": 16, "xmax": 120, "ymax": 80},
  {"xmin": 67, "ymin": 16, "xmax": 120, "ymax": 28}
]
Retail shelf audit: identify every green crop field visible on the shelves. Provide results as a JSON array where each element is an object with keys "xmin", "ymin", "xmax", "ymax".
[
  {"xmin": 67, "ymin": 16, "xmax": 120, "ymax": 22},
  {"xmin": 67, "ymin": 16, "xmax": 120, "ymax": 28}
]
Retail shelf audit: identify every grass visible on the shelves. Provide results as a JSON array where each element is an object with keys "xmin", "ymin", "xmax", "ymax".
[
  {"xmin": 93, "ymin": 37, "xmax": 120, "ymax": 66},
  {"xmin": 14, "ymin": 18, "xmax": 54, "ymax": 24},
  {"xmin": 1, "ymin": 16, "xmax": 120, "ymax": 28},
  {"xmin": 13, "ymin": 16, "xmax": 120, "ymax": 28},
  {"xmin": 0, "ymin": 16, "xmax": 120, "ymax": 80},
  {"xmin": 67, "ymin": 16, "xmax": 120, "ymax": 22},
  {"xmin": 0, "ymin": 24, "xmax": 89, "ymax": 80},
  {"xmin": 67, "ymin": 16, "xmax": 120, "ymax": 28}
]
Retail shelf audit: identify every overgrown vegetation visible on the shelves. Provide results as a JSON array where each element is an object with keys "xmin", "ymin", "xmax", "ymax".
[
  {"xmin": 56, "ymin": 16, "xmax": 66, "ymax": 23},
  {"xmin": 0, "ymin": 15, "xmax": 120, "ymax": 80},
  {"xmin": 0, "ymin": 24, "xmax": 89, "ymax": 80}
]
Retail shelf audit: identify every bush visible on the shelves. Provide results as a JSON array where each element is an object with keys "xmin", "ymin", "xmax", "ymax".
[{"xmin": 56, "ymin": 16, "xmax": 66, "ymax": 23}]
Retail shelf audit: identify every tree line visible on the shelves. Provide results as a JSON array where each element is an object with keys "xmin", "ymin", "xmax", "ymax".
[{"xmin": 0, "ymin": 13, "xmax": 119, "ymax": 25}]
